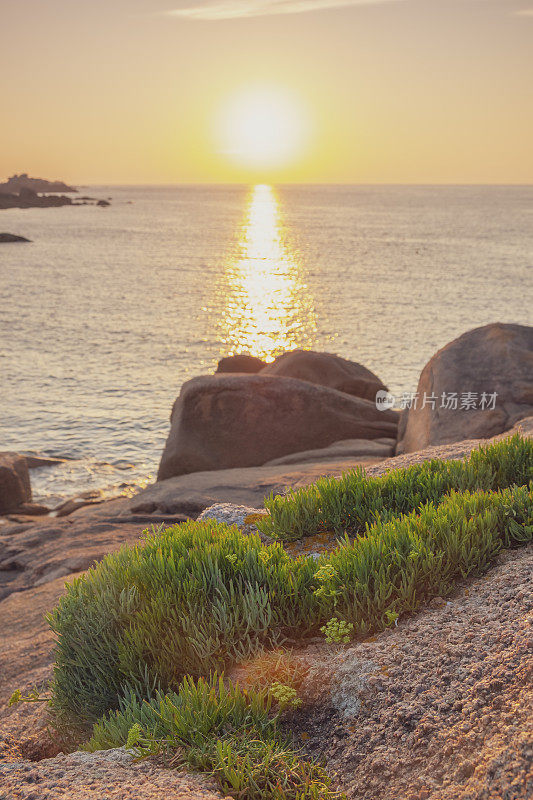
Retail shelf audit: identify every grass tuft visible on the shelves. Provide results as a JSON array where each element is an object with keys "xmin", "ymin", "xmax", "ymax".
[
  {"xmin": 258, "ymin": 435, "xmax": 533, "ymax": 540},
  {"xmin": 86, "ymin": 673, "xmax": 342, "ymax": 800},
  {"xmin": 240, "ymin": 649, "xmax": 309, "ymax": 695}
]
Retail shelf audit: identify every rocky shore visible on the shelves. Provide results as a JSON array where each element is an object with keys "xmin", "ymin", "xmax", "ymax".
[
  {"xmin": 2, "ymin": 322, "xmax": 532, "ymax": 524},
  {"xmin": 0, "ymin": 189, "xmax": 75, "ymax": 210},
  {"xmin": 0, "ymin": 423, "xmax": 532, "ymax": 799},
  {"xmin": 0, "ymin": 321, "xmax": 532, "ymax": 799},
  {"xmin": 1, "ymin": 322, "xmax": 532, "ymax": 600}
]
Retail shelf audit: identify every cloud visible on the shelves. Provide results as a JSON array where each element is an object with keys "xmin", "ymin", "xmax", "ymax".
[{"xmin": 166, "ymin": 0, "xmax": 400, "ymax": 21}]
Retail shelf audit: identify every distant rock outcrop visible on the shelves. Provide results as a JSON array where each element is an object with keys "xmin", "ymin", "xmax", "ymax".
[
  {"xmin": 260, "ymin": 350, "xmax": 388, "ymax": 402},
  {"xmin": 157, "ymin": 373, "xmax": 399, "ymax": 480},
  {"xmin": 0, "ymin": 178, "xmax": 110, "ymax": 209},
  {"xmin": 216, "ymin": 354, "xmax": 266, "ymax": 374},
  {"xmin": 0, "ymin": 233, "xmax": 30, "ymax": 243},
  {"xmin": 0, "ymin": 190, "xmax": 73, "ymax": 210},
  {"xmin": 0, "ymin": 174, "xmax": 77, "ymax": 194},
  {"xmin": 397, "ymin": 323, "xmax": 533, "ymax": 453}
]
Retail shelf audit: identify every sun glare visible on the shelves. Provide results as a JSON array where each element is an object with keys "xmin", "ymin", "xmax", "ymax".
[
  {"xmin": 216, "ymin": 87, "xmax": 309, "ymax": 170},
  {"xmin": 210, "ymin": 184, "xmax": 318, "ymax": 359}
]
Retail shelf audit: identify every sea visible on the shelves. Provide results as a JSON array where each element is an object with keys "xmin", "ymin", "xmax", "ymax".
[{"xmin": 1, "ymin": 184, "xmax": 532, "ymax": 506}]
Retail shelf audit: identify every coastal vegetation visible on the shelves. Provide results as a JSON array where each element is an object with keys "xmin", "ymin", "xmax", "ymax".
[
  {"xmin": 86, "ymin": 675, "xmax": 339, "ymax": 800},
  {"xmin": 38, "ymin": 434, "xmax": 532, "ymax": 799},
  {"xmin": 48, "ymin": 437, "xmax": 532, "ymax": 717},
  {"xmin": 259, "ymin": 434, "xmax": 533, "ymax": 540},
  {"xmin": 48, "ymin": 518, "xmax": 318, "ymax": 723}
]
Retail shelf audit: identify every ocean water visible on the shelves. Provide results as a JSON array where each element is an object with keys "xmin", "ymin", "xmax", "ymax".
[{"xmin": 1, "ymin": 184, "xmax": 532, "ymax": 505}]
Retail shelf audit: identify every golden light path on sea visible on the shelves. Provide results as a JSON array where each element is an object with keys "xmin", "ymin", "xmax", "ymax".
[{"xmin": 214, "ymin": 184, "xmax": 318, "ymax": 361}]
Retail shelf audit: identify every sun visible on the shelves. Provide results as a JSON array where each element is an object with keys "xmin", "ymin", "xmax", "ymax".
[{"xmin": 216, "ymin": 86, "xmax": 309, "ymax": 170}]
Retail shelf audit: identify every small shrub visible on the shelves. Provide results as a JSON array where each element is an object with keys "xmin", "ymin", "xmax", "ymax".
[
  {"xmin": 87, "ymin": 673, "xmax": 274, "ymax": 753},
  {"xmin": 48, "ymin": 520, "xmax": 318, "ymax": 724},
  {"xmin": 384, "ymin": 610, "xmax": 399, "ymax": 627},
  {"xmin": 313, "ymin": 564, "xmax": 340, "ymax": 601},
  {"xmin": 209, "ymin": 733, "xmax": 337, "ymax": 799}
]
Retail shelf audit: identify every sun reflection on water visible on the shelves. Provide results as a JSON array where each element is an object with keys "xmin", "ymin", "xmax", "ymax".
[{"xmin": 213, "ymin": 184, "xmax": 318, "ymax": 360}]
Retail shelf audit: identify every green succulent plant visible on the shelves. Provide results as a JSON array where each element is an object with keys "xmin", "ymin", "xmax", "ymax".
[{"xmin": 320, "ymin": 617, "xmax": 354, "ymax": 644}]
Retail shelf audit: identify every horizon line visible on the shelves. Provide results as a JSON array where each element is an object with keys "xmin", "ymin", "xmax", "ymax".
[{"xmin": 75, "ymin": 181, "xmax": 533, "ymax": 187}]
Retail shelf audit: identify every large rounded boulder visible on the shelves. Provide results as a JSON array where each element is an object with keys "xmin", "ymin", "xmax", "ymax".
[
  {"xmin": 157, "ymin": 374, "xmax": 398, "ymax": 480},
  {"xmin": 0, "ymin": 452, "xmax": 32, "ymax": 513},
  {"xmin": 397, "ymin": 323, "xmax": 533, "ymax": 453},
  {"xmin": 260, "ymin": 350, "xmax": 387, "ymax": 402}
]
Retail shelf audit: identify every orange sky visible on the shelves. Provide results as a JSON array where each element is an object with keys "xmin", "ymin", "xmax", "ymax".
[{"xmin": 1, "ymin": 0, "xmax": 533, "ymax": 184}]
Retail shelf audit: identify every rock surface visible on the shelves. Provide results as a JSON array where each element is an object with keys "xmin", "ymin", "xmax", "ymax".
[
  {"xmin": 157, "ymin": 374, "xmax": 398, "ymax": 480},
  {"xmin": 197, "ymin": 503, "xmax": 267, "ymax": 526},
  {"xmin": 0, "ymin": 503, "xmax": 187, "ymax": 600},
  {"xmin": 134, "ymin": 460, "xmax": 377, "ymax": 516},
  {"xmin": 398, "ymin": 323, "xmax": 533, "ymax": 453},
  {"xmin": 0, "ymin": 574, "xmax": 79, "ymax": 761},
  {"xmin": 285, "ymin": 544, "xmax": 533, "ymax": 800},
  {"xmin": 197, "ymin": 503, "xmax": 270, "ymax": 541},
  {"xmin": 260, "ymin": 349, "xmax": 388, "ymax": 402},
  {"xmin": 0, "ymin": 453, "xmax": 32, "ymax": 514},
  {"xmin": 264, "ymin": 437, "xmax": 394, "ymax": 466},
  {"xmin": 0, "ymin": 233, "xmax": 30, "ymax": 243},
  {"xmin": 216, "ymin": 354, "xmax": 266, "ymax": 373},
  {"xmin": 25, "ymin": 454, "xmax": 69, "ymax": 469},
  {"xmin": 15, "ymin": 502, "xmax": 49, "ymax": 516},
  {"xmin": 0, "ymin": 746, "xmax": 224, "ymax": 799}
]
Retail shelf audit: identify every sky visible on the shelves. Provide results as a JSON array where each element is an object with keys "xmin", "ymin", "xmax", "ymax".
[{"xmin": 1, "ymin": 0, "xmax": 533, "ymax": 184}]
